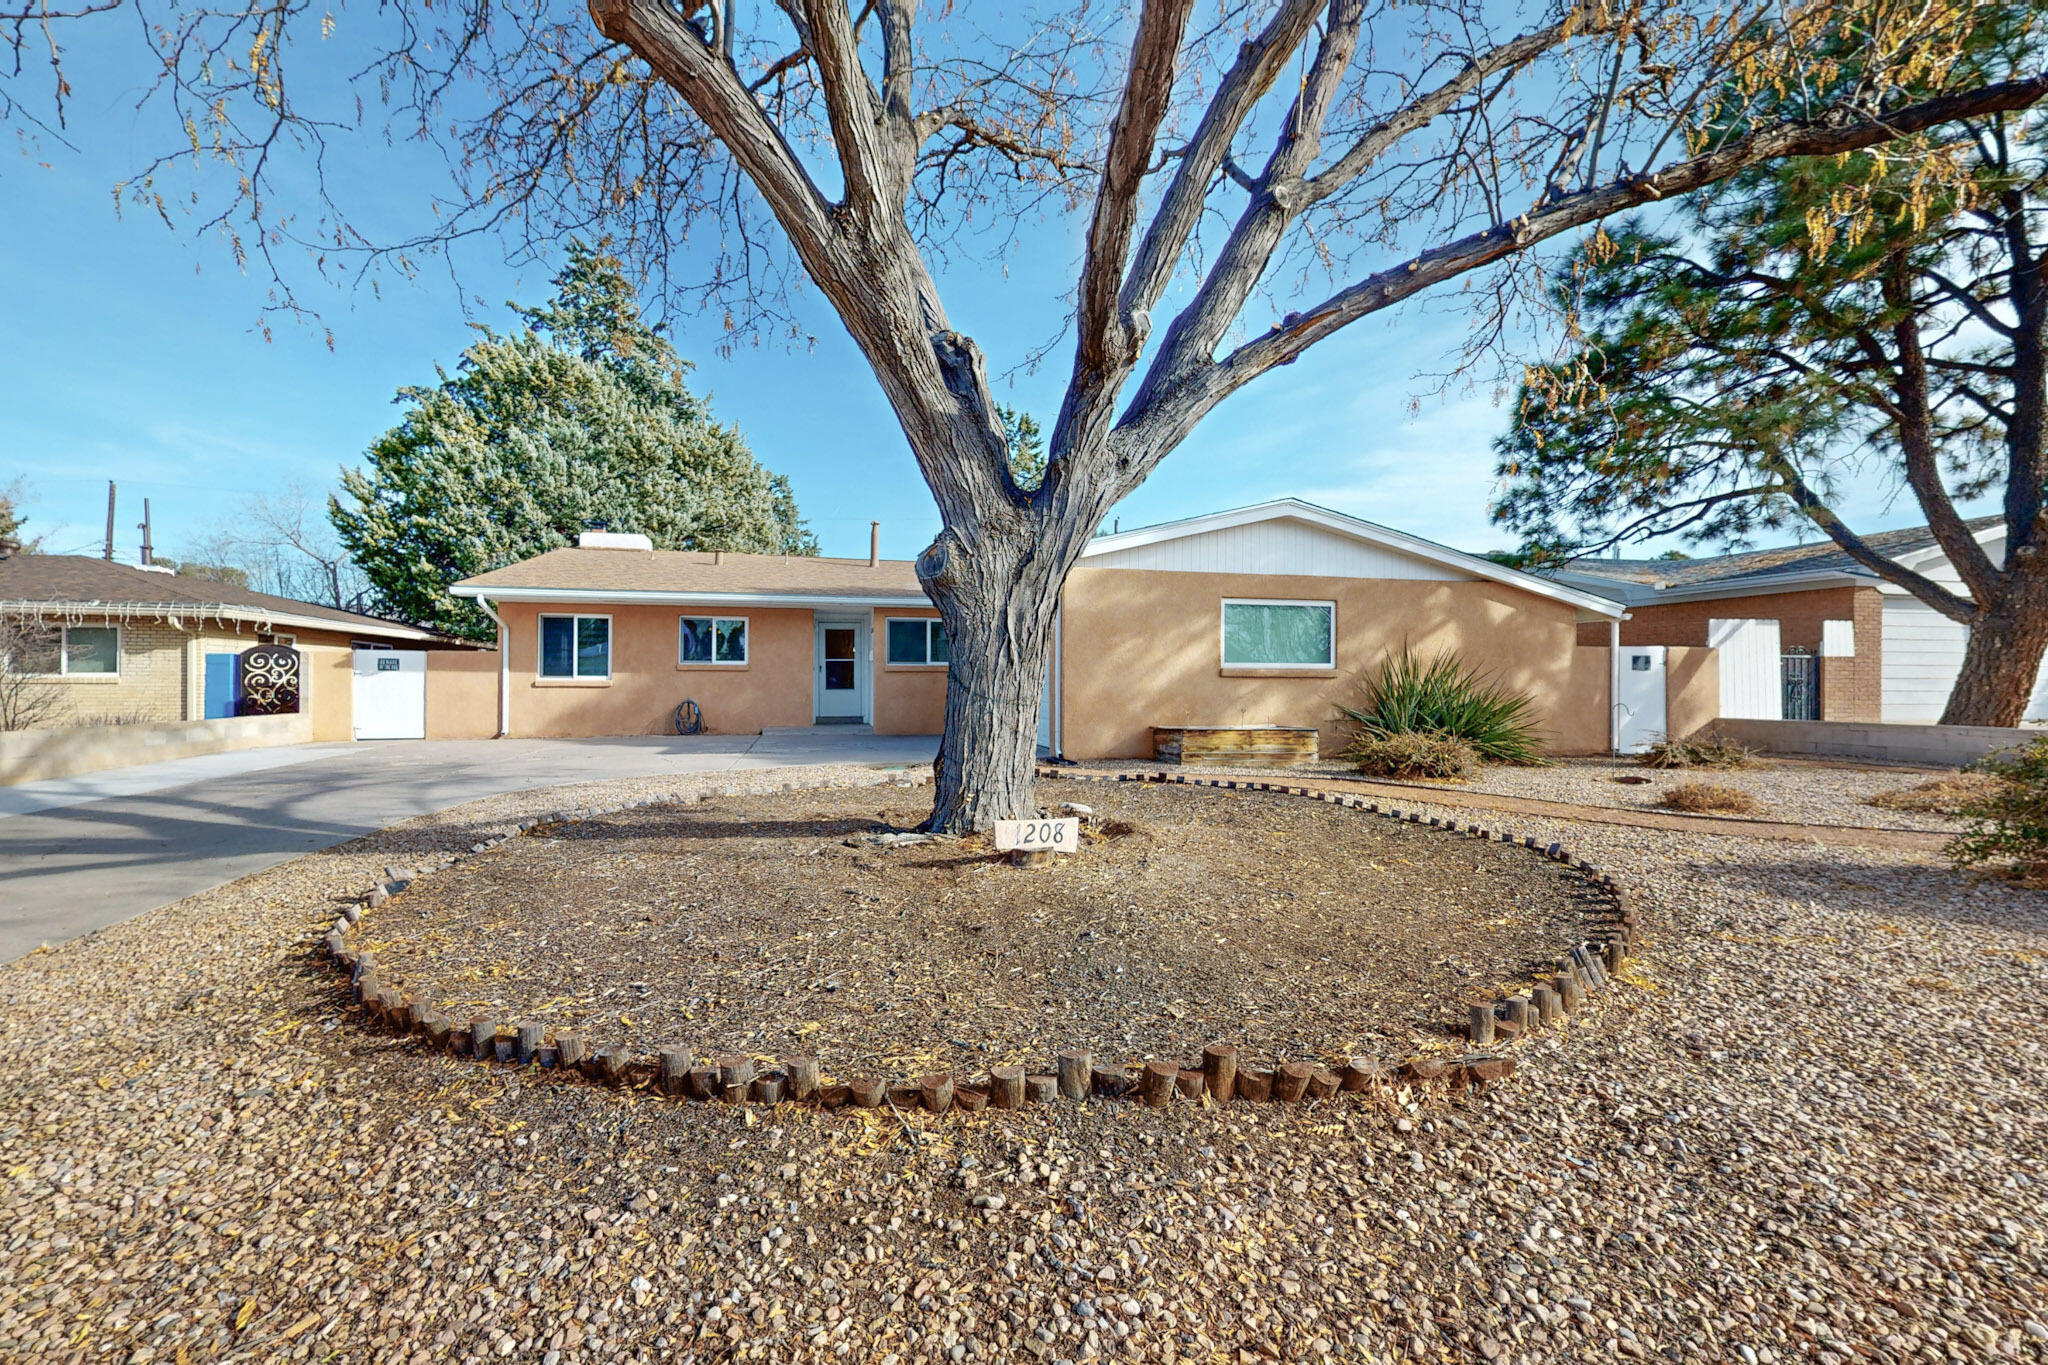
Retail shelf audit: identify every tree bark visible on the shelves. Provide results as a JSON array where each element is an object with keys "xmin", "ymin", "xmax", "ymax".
[{"xmin": 1940, "ymin": 567, "xmax": 2048, "ymax": 726}]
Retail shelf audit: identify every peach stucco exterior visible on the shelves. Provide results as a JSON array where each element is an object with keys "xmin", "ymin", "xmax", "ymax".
[
  {"xmin": 473, "ymin": 600, "xmax": 948, "ymax": 738},
  {"xmin": 1054, "ymin": 566, "xmax": 1613, "ymax": 759}
]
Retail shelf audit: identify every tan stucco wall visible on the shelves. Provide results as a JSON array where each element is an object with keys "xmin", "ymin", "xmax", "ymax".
[
  {"xmin": 299, "ymin": 642, "xmax": 354, "ymax": 742},
  {"xmin": 1665, "ymin": 645, "xmax": 1720, "ymax": 741},
  {"xmin": 493, "ymin": 601, "xmax": 815, "ymax": 736},
  {"xmin": 1557, "ymin": 647, "xmax": 1612, "ymax": 755},
  {"xmin": 871, "ymin": 607, "xmax": 947, "ymax": 735},
  {"xmin": 1056, "ymin": 567, "xmax": 1607, "ymax": 760},
  {"xmin": 426, "ymin": 647, "xmax": 502, "ymax": 740}
]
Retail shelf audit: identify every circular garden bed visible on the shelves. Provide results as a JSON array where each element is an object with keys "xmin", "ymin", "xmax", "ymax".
[{"xmin": 347, "ymin": 780, "xmax": 1608, "ymax": 1076}]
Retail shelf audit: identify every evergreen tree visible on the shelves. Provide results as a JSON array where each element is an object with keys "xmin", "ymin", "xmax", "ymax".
[
  {"xmin": 1492, "ymin": 20, "xmax": 2048, "ymax": 725},
  {"xmin": 333, "ymin": 243, "xmax": 816, "ymax": 639}
]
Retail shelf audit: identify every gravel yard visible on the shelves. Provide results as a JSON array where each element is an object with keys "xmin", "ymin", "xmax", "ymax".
[
  {"xmin": 1132, "ymin": 756, "xmax": 1977, "ymax": 833},
  {"xmin": 2, "ymin": 764, "xmax": 2044, "ymax": 1365}
]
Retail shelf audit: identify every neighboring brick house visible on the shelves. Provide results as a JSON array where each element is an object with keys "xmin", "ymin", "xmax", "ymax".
[
  {"xmin": 1554, "ymin": 517, "xmax": 2015, "ymax": 724},
  {"xmin": 0, "ymin": 552, "xmax": 449, "ymax": 739}
]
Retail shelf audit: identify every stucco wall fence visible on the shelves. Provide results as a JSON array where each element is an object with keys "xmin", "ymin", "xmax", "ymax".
[{"xmin": 0, "ymin": 712, "xmax": 313, "ymax": 786}]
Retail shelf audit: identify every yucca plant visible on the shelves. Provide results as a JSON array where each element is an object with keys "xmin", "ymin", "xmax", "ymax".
[{"xmin": 1337, "ymin": 648, "xmax": 1549, "ymax": 767}]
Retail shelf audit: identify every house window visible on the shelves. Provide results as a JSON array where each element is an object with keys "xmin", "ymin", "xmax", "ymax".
[
  {"xmin": 886, "ymin": 618, "xmax": 949, "ymax": 666},
  {"xmin": 539, "ymin": 614, "xmax": 610, "ymax": 679},
  {"xmin": 1221, "ymin": 600, "xmax": 1334, "ymax": 668},
  {"xmin": 22, "ymin": 624, "xmax": 120, "ymax": 676},
  {"xmin": 680, "ymin": 616, "xmax": 748, "ymax": 665}
]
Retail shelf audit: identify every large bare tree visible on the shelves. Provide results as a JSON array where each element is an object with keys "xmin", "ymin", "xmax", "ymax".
[{"xmin": 10, "ymin": 0, "xmax": 2045, "ymax": 829}]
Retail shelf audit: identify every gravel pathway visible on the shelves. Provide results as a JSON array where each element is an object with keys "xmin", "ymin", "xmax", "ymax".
[{"xmin": 2, "ymin": 765, "xmax": 2043, "ymax": 1365}]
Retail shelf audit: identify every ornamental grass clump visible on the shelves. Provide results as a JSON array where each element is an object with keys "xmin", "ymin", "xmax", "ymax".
[
  {"xmin": 1945, "ymin": 741, "xmax": 2047, "ymax": 875},
  {"xmin": 1337, "ymin": 649, "xmax": 1548, "ymax": 767},
  {"xmin": 1658, "ymin": 781, "xmax": 1760, "ymax": 815},
  {"xmin": 1346, "ymin": 732, "xmax": 1478, "ymax": 781}
]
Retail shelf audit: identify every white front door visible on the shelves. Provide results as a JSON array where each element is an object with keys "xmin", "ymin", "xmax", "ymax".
[
  {"xmin": 1613, "ymin": 646, "xmax": 1667, "ymax": 753},
  {"xmin": 814, "ymin": 621, "xmax": 866, "ymax": 720},
  {"xmin": 352, "ymin": 648, "xmax": 427, "ymax": 740}
]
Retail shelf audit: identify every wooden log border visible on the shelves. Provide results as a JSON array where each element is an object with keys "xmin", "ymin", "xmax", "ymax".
[{"xmin": 311, "ymin": 766, "xmax": 1641, "ymax": 1119}]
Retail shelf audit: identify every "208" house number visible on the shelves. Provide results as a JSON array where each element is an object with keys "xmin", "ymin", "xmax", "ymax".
[{"xmin": 993, "ymin": 817, "xmax": 1079, "ymax": 854}]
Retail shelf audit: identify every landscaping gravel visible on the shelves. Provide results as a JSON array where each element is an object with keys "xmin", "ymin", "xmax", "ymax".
[
  {"xmin": 1124, "ymin": 755, "xmax": 1976, "ymax": 834},
  {"xmin": 2, "ymin": 763, "xmax": 2043, "ymax": 1365}
]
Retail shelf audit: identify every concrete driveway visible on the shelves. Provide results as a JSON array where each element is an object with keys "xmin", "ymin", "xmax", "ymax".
[{"xmin": 0, "ymin": 732, "xmax": 936, "ymax": 963}]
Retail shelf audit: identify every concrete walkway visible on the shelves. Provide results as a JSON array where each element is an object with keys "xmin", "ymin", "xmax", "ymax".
[{"xmin": 0, "ymin": 733, "xmax": 936, "ymax": 962}]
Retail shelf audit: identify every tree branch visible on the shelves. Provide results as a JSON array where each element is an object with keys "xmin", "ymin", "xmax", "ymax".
[
  {"xmin": 1050, "ymin": 0, "xmax": 1197, "ymax": 464},
  {"xmin": 1125, "ymin": 74, "xmax": 2048, "ymax": 456}
]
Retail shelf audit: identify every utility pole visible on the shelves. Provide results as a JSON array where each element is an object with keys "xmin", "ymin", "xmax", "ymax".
[
  {"xmin": 104, "ymin": 482, "xmax": 116, "ymax": 561},
  {"xmin": 138, "ymin": 499, "xmax": 154, "ymax": 567}
]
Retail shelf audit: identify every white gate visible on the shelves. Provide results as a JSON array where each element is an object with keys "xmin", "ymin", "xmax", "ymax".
[
  {"xmin": 1709, "ymin": 618, "xmax": 1783, "ymax": 720},
  {"xmin": 352, "ymin": 648, "xmax": 427, "ymax": 740},
  {"xmin": 1613, "ymin": 646, "xmax": 1667, "ymax": 754}
]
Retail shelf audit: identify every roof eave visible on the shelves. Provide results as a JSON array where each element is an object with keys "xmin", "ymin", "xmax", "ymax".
[
  {"xmin": 451, "ymin": 585, "xmax": 934, "ymax": 610},
  {"xmin": 1082, "ymin": 497, "xmax": 1627, "ymax": 617},
  {"xmin": 1, "ymin": 599, "xmax": 441, "ymax": 641}
]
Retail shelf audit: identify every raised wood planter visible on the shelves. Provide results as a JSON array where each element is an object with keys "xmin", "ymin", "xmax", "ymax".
[{"xmin": 1153, "ymin": 725, "xmax": 1320, "ymax": 767}]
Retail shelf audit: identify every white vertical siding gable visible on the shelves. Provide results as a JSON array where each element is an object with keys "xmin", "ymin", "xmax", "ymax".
[{"xmin": 1085, "ymin": 517, "xmax": 1472, "ymax": 579}]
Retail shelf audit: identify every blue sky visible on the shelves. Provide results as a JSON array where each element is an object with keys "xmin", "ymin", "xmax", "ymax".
[{"xmin": 1, "ymin": 19, "xmax": 1940, "ymax": 570}]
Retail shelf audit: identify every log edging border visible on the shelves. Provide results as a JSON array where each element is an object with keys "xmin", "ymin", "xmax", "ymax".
[{"xmin": 313, "ymin": 765, "xmax": 1639, "ymax": 1117}]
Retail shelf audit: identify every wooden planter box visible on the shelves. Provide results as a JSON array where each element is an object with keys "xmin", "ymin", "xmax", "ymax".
[{"xmin": 1152, "ymin": 725, "xmax": 1320, "ymax": 768}]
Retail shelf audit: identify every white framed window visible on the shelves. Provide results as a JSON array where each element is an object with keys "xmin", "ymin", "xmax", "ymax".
[
  {"xmin": 22, "ymin": 623, "xmax": 121, "ymax": 677},
  {"xmin": 539, "ymin": 613, "xmax": 611, "ymax": 679},
  {"xmin": 679, "ymin": 615, "xmax": 749, "ymax": 665},
  {"xmin": 1221, "ymin": 599, "xmax": 1334, "ymax": 668},
  {"xmin": 885, "ymin": 617, "xmax": 949, "ymax": 666}
]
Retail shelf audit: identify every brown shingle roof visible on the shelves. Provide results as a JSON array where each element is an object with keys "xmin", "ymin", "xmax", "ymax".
[
  {"xmin": 454, "ymin": 548, "xmax": 930, "ymax": 600},
  {"xmin": 1562, "ymin": 516, "xmax": 2002, "ymax": 589},
  {"xmin": 0, "ymin": 554, "xmax": 440, "ymax": 640}
]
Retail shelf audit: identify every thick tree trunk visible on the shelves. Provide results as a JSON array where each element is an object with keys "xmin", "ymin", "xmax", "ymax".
[
  {"xmin": 917, "ymin": 525, "xmax": 1064, "ymax": 834},
  {"xmin": 1940, "ymin": 570, "xmax": 2048, "ymax": 726}
]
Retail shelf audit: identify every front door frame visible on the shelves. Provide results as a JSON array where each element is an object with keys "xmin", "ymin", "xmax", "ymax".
[{"xmin": 813, "ymin": 616, "xmax": 870, "ymax": 723}]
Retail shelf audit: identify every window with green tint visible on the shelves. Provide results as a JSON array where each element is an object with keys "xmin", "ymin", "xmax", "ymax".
[
  {"xmin": 1221, "ymin": 600, "xmax": 1334, "ymax": 667},
  {"xmin": 680, "ymin": 616, "xmax": 748, "ymax": 664},
  {"xmin": 576, "ymin": 617, "xmax": 610, "ymax": 677},
  {"xmin": 886, "ymin": 618, "xmax": 947, "ymax": 665},
  {"xmin": 64, "ymin": 626, "xmax": 120, "ymax": 674},
  {"xmin": 540, "ymin": 614, "xmax": 609, "ymax": 678}
]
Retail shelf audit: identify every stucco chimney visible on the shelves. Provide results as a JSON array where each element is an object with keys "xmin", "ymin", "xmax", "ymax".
[{"xmin": 870, "ymin": 521, "xmax": 881, "ymax": 567}]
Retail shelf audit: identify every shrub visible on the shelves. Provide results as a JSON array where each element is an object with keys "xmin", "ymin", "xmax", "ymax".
[
  {"xmin": 1658, "ymin": 781, "xmax": 1760, "ymax": 814},
  {"xmin": 1337, "ymin": 649, "xmax": 1547, "ymax": 766},
  {"xmin": 1639, "ymin": 735, "xmax": 1754, "ymax": 769},
  {"xmin": 1946, "ymin": 740, "xmax": 2048, "ymax": 873},
  {"xmin": 1345, "ymin": 731, "xmax": 1478, "ymax": 780},
  {"xmin": 1868, "ymin": 771, "xmax": 2005, "ymax": 816}
]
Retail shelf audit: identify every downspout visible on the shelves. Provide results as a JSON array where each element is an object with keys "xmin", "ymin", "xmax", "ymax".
[
  {"xmin": 1608, "ymin": 615, "xmax": 1624, "ymax": 754},
  {"xmin": 476, "ymin": 597, "xmax": 510, "ymax": 738}
]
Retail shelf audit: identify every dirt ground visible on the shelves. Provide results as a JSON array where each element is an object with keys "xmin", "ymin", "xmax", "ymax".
[
  {"xmin": 3, "ymin": 765, "xmax": 2042, "ymax": 1365},
  {"xmin": 361, "ymin": 783, "xmax": 1597, "ymax": 1073}
]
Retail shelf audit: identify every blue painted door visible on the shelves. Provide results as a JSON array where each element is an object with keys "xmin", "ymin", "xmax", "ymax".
[{"xmin": 204, "ymin": 652, "xmax": 240, "ymax": 719}]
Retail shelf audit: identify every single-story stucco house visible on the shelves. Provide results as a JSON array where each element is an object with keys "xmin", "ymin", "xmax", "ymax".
[
  {"xmin": 1554, "ymin": 516, "xmax": 2037, "ymax": 725},
  {"xmin": 0, "ymin": 552, "xmax": 456, "ymax": 741},
  {"xmin": 449, "ymin": 500, "xmax": 1688, "ymax": 759}
]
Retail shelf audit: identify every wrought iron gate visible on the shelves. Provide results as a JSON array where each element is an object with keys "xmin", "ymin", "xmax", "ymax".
[
  {"xmin": 237, "ymin": 645, "xmax": 302, "ymax": 715},
  {"xmin": 1781, "ymin": 650, "xmax": 1819, "ymax": 721}
]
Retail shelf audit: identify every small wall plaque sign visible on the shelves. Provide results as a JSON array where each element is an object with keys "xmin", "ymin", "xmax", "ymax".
[{"xmin": 993, "ymin": 818, "xmax": 1079, "ymax": 854}]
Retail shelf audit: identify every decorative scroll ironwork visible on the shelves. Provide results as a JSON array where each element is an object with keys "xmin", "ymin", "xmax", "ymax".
[{"xmin": 238, "ymin": 645, "xmax": 302, "ymax": 715}]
